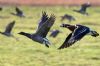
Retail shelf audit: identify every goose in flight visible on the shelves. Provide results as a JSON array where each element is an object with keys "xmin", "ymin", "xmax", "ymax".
[
  {"xmin": 0, "ymin": 21, "xmax": 15, "ymax": 36},
  {"xmin": 61, "ymin": 14, "xmax": 75, "ymax": 22},
  {"xmin": 58, "ymin": 24, "xmax": 99, "ymax": 49},
  {"xmin": 11, "ymin": 7, "xmax": 25, "ymax": 17},
  {"xmin": 73, "ymin": 2, "xmax": 91, "ymax": 15},
  {"xmin": 50, "ymin": 29, "xmax": 61, "ymax": 38},
  {"xmin": 18, "ymin": 12, "xmax": 56, "ymax": 47}
]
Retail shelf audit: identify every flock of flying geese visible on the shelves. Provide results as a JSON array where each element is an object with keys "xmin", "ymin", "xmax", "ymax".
[{"xmin": 0, "ymin": 3, "xmax": 99, "ymax": 49}]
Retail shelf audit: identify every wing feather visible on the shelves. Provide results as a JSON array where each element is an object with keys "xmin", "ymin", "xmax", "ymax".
[
  {"xmin": 4, "ymin": 21, "xmax": 15, "ymax": 34},
  {"xmin": 38, "ymin": 11, "xmax": 49, "ymax": 28},
  {"xmin": 58, "ymin": 25, "xmax": 90, "ymax": 49},
  {"xmin": 35, "ymin": 14, "xmax": 55, "ymax": 37}
]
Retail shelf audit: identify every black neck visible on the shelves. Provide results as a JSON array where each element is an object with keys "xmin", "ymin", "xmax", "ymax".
[{"xmin": 19, "ymin": 32, "xmax": 31, "ymax": 39}]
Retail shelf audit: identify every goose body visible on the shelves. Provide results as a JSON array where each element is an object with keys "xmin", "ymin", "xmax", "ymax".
[
  {"xmin": 11, "ymin": 7, "xmax": 25, "ymax": 17},
  {"xmin": 58, "ymin": 24, "xmax": 99, "ymax": 49},
  {"xmin": 50, "ymin": 30, "xmax": 61, "ymax": 38},
  {"xmin": 61, "ymin": 14, "xmax": 75, "ymax": 22},
  {"xmin": 0, "ymin": 21, "xmax": 15, "ymax": 36},
  {"xmin": 19, "ymin": 12, "xmax": 55, "ymax": 47},
  {"xmin": 73, "ymin": 2, "xmax": 91, "ymax": 15}
]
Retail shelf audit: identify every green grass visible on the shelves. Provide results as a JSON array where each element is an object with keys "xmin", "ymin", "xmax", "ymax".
[{"xmin": 0, "ymin": 6, "xmax": 100, "ymax": 66}]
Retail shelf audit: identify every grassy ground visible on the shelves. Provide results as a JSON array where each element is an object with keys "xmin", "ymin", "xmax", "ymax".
[{"xmin": 0, "ymin": 6, "xmax": 100, "ymax": 66}]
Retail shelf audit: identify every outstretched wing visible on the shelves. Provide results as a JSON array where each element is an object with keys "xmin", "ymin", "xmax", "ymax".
[
  {"xmin": 80, "ymin": 4, "xmax": 87, "ymax": 12},
  {"xmin": 16, "ymin": 7, "xmax": 22, "ymax": 14},
  {"xmin": 80, "ymin": 3, "xmax": 91, "ymax": 12},
  {"xmin": 4, "ymin": 21, "xmax": 15, "ymax": 34},
  {"xmin": 58, "ymin": 25, "xmax": 90, "ymax": 49},
  {"xmin": 35, "ymin": 14, "xmax": 55, "ymax": 37},
  {"xmin": 38, "ymin": 11, "xmax": 49, "ymax": 28},
  {"xmin": 58, "ymin": 33, "xmax": 72, "ymax": 49}
]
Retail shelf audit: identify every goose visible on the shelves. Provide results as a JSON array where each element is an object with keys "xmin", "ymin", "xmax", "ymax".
[
  {"xmin": 0, "ymin": 7, "xmax": 2, "ymax": 11},
  {"xmin": 11, "ymin": 7, "xmax": 25, "ymax": 17},
  {"xmin": 58, "ymin": 24, "xmax": 99, "ymax": 49},
  {"xmin": 73, "ymin": 2, "xmax": 91, "ymax": 15},
  {"xmin": 18, "ymin": 12, "xmax": 56, "ymax": 47},
  {"xmin": 0, "ymin": 21, "xmax": 15, "ymax": 36},
  {"xmin": 61, "ymin": 14, "xmax": 75, "ymax": 22},
  {"xmin": 50, "ymin": 29, "xmax": 61, "ymax": 38}
]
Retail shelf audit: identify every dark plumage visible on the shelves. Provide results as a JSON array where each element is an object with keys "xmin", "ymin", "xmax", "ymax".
[
  {"xmin": 0, "ymin": 7, "xmax": 2, "ymax": 11},
  {"xmin": 50, "ymin": 30, "xmax": 61, "ymax": 38},
  {"xmin": 38, "ymin": 11, "xmax": 49, "ymax": 28},
  {"xmin": 73, "ymin": 2, "xmax": 91, "ymax": 15},
  {"xmin": 0, "ymin": 21, "xmax": 15, "ymax": 36},
  {"xmin": 11, "ymin": 7, "xmax": 25, "ymax": 17},
  {"xmin": 58, "ymin": 24, "xmax": 99, "ymax": 49},
  {"xmin": 61, "ymin": 14, "xmax": 75, "ymax": 22},
  {"xmin": 18, "ymin": 12, "xmax": 56, "ymax": 47}
]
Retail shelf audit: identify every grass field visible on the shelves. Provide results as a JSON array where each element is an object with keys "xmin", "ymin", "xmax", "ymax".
[{"xmin": 0, "ymin": 6, "xmax": 100, "ymax": 66}]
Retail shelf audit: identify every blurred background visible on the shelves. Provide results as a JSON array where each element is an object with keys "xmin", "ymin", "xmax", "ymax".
[
  {"xmin": 0, "ymin": 0, "xmax": 100, "ymax": 6},
  {"xmin": 0, "ymin": 0, "xmax": 100, "ymax": 66}
]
